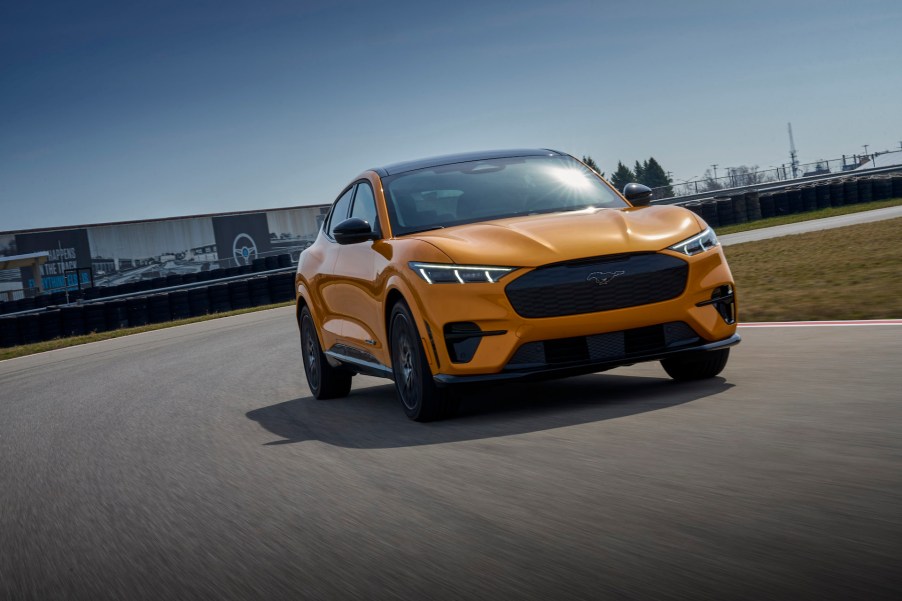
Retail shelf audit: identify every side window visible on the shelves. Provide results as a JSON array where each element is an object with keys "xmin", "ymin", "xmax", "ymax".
[
  {"xmin": 326, "ymin": 187, "xmax": 354, "ymax": 238},
  {"xmin": 350, "ymin": 182, "xmax": 379, "ymax": 232}
]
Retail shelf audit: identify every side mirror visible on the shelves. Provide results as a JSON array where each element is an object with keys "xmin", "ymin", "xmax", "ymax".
[
  {"xmin": 622, "ymin": 183, "xmax": 653, "ymax": 206},
  {"xmin": 333, "ymin": 218, "xmax": 377, "ymax": 245}
]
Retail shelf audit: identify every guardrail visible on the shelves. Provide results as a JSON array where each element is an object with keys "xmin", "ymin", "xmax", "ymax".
[{"xmin": 0, "ymin": 267, "xmax": 298, "ymax": 348}]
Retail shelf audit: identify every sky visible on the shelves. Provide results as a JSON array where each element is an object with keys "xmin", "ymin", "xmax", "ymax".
[{"xmin": 2, "ymin": 0, "xmax": 901, "ymax": 232}]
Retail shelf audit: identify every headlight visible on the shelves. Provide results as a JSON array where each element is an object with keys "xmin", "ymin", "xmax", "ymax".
[
  {"xmin": 668, "ymin": 228, "xmax": 719, "ymax": 256},
  {"xmin": 409, "ymin": 262, "xmax": 516, "ymax": 284}
]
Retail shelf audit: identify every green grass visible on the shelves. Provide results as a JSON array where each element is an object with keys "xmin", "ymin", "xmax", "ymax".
[
  {"xmin": 727, "ymin": 217, "xmax": 902, "ymax": 322},
  {"xmin": 713, "ymin": 197, "xmax": 902, "ymax": 236},
  {"xmin": 0, "ymin": 301, "xmax": 293, "ymax": 361}
]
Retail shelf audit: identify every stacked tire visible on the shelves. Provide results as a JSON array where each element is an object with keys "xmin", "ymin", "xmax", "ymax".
[
  {"xmin": 249, "ymin": 277, "xmax": 272, "ymax": 307},
  {"xmin": 228, "ymin": 280, "xmax": 251, "ymax": 310},
  {"xmin": 208, "ymin": 284, "xmax": 231, "ymax": 313},
  {"xmin": 268, "ymin": 273, "xmax": 295, "ymax": 303}
]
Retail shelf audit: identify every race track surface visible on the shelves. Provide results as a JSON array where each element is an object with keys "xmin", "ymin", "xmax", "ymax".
[{"xmin": 1, "ymin": 308, "xmax": 900, "ymax": 600}]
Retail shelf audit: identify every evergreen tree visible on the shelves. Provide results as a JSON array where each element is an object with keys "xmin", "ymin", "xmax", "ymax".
[
  {"xmin": 634, "ymin": 161, "xmax": 645, "ymax": 185},
  {"xmin": 642, "ymin": 157, "xmax": 674, "ymax": 197},
  {"xmin": 581, "ymin": 155, "xmax": 603, "ymax": 177},
  {"xmin": 610, "ymin": 161, "xmax": 635, "ymax": 192}
]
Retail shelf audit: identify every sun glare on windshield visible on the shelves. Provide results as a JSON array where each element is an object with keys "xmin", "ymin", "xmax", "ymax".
[{"xmin": 549, "ymin": 166, "xmax": 592, "ymax": 190}]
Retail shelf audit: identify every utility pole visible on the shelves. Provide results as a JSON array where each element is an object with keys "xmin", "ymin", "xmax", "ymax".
[
  {"xmin": 787, "ymin": 123, "xmax": 799, "ymax": 178},
  {"xmin": 711, "ymin": 164, "xmax": 718, "ymax": 180}
]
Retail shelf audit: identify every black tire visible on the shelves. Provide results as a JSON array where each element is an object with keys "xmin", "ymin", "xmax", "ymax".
[
  {"xmin": 389, "ymin": 302, "xmax": 458, "ymax": 422},
  {"xmin": 300, "ymin": 306, "xmax": 352, "ymax": 400},
  {"xmin": 661, "ymin": 349, "xmax": 730, "ymax": 381}
]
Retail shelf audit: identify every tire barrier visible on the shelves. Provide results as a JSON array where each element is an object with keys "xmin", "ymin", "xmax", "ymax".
[
  {"xmin": 731, "ymin": 194, "xmax": 748, "ymax": 224},
  {"xmin": 873, "ymin": 176, "xmax": 892, "ymax": 201},
  {"xmin": 715, "ymin": 197, "xmax": 734, "ymax": 226},
  {"xmin": 19, "ymin": 314, "xmax": 41, "ymax": 345},
  {"xmin": 106, "ymin": 300, "xmax": 129, "ymax": 330},
  {"xmin": 759, "ymin": 194, "xmax": 775, "ymax": 219},
  {"xmin": 196, "ymin": 270, "xmax": 214, "ymax": 282},
  {"xmin": 268, "ymin": 272, "xmax": 295, "ymax": 303},
  {"xmin": 169, "ymin": 290, "xmax": 191, "ymax": 320},
  {"xmin": 893, "ymin": 175, "xmax": 902, "ymax": 198},
  {"xmin": 83, "ymin": 303, "xmax": 108, "ymax": 333},
  {"xmin": 39, "ymin": 310, "xmax": 62, "ymax": 341},
  {"xmin": 801, "ymin": 186, "xmax": 818, "ymax": 212},
  {"xmin": 227, "ymin": 280, "xmax": 252, "ymax": 310},
  {"xmin": 208, "ymin": 283, "xmax": 232, "ymax": 313},
  {"xmin": 264, "ymin": 255, "xmax": 279, "ymax": 270},
  {"xmin": 126, "ymin": 297, "xmax": 149, "ymax": 328},
  {"xmin": 188, "ymin": 287, "xmax": 211, "ymax": 317},
  {"xmin": 277, "ymin": 254, "xmax": 292, "ymax": 268},
  {"xmin": 0, "ymin": 254, "xmax": 302, "ymax": 346},
  {"xmin": 773, "ymin": 191, "xmax": 790, "ymax": 215},
  {"xmin": 165, "ymin": 274, "xmax": 184, "ymax": 287},
  {"xmin": 60, "ymin": 306, "xmax": 86, "ymax": 337},
  {"xmin": 252, "ymin": 258, "xmax": 267, "ymax": 272},
  {"xmin": 829, "ymin": 181, "xmax": 844, "ymax": 207},
  {"xmin": 700, "ymin": 200, "xmax": 719, "ymax": 228},
  {"xmin": 249, "ymin": 276, "xmax": 272, "ymax": 307},
  {"xmin": 148, "ymin": 293, "xmax": 172, "ymax": 324},
  {"xmin": 0, "ymin": 318, "xmax": 17, "ymax": 347},
  {"xmin": 744, "ymin": 192, "xmax": 762, "ymax": 222},
  {"xmin": 857, "ymin": 178, "xmax": 873, "ymax": 204},
  {"xmin": 787, "ymin": 188, "xmax": 803, "ymax": 214},
  {"xmin": 815, "ymin": 184, "xmax": 830, "ymax": 210},
  {"xmin": 843, "ymin": 179, "xmax": 859, "ymax": 204}
]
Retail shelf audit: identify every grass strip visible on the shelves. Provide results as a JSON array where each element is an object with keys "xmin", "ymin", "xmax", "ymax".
[
  {"xmin": 727, "ymin": 217, "xmax": 902, "ymax": 322},
  {"xmin": 0, "ymin": 301, "xmax": 293, "ymax": 361},
  {"xmin": 713, "ymin": 197, "xmax": 902, "ymax": 236}
]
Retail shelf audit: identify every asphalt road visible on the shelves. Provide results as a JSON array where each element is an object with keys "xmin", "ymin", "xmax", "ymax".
[{"xmin": 1, "ymin": 308, "xmax": 900, "ymax": 600}]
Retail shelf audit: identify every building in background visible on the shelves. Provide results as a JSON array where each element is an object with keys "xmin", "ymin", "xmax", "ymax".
[{"xmin": 0, "ymin": 204, "xmax": 330, "ymax": 296}]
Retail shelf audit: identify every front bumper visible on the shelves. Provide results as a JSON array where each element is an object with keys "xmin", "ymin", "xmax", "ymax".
[{"xmin": 433, "ymin": 333, "xmax": 740, "ymax": 385}]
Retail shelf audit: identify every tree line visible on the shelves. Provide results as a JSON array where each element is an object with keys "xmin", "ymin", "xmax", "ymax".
[{"xmin": 582, "ymin": 155, "xmax": 674, "ymax": 199}]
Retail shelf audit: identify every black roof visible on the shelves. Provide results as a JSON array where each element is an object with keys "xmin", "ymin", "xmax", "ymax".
[{"xmin": 373, "ymin": 148, "xmax": 564, "ymax": 176}]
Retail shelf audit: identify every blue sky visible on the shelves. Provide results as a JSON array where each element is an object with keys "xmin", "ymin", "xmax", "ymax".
[{"xmin": 2, "ymin": 0, "xmax": 900, "ymax": 231}]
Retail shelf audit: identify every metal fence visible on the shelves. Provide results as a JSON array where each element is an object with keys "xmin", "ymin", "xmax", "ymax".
[{"xmin": 657, "ymin": 151, "xmax": 901, "ymax": 199}]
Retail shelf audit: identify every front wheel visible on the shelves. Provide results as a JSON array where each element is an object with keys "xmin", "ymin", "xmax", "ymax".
[
  {"xmin": 300, "ymin": 306, "xmax": 352, "ymax": 399},
  {"xmin": 389, "ymin": 302, "xmax": 457, "ymax": 422},
  {"xmin": 661, "ymin": 348, "xmax": 730, "ymax": 381}
]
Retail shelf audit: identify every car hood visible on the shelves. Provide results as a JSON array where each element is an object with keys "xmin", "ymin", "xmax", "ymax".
[{"xmin": 409, "ymin": 205, "xmax": 702, "ymax": 267}]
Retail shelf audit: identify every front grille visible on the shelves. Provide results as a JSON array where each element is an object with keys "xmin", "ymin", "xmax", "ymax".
[
  {"xmin": 507, "ymin": 321, "xmax": 699, "ymax": 368},
  {"xmin": 505, "ymin": 253, "xmax": 688, "ymax": 318}
]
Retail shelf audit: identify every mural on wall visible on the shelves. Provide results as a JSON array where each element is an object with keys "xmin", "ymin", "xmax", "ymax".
[
  {"xmin": 0, "ymin": 205, "xmax": 327, "ymax": 294},
  {"xmin": 212, "ymin": 213, "xmax": 272, "ymax": 268},
  {"xmin": 16, "ymin": 229, "xmax": 92, "ymax": 292},
  {"xmin": 87, "ymin": 218, "xmax": 217, "ymax": 286}
]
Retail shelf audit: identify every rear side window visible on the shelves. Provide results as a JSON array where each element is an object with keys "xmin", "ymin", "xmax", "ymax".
[{"xmin": 326, "ymin": 187, "xmax": 354, "ymax": 238}]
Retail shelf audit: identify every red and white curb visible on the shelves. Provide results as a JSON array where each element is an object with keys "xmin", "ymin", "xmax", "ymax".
[{"xmin": 739, "ymin": 319, "xmax": 902, "ymax": 327}]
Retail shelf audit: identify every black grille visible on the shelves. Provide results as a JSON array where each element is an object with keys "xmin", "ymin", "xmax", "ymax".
[
  {"xmin": 507, "ymin": 322, "xmax": 699, "ymax": 368},
  {"xmin": 505, "ymin": 253, "xmax": 688, "ymax": 318}
]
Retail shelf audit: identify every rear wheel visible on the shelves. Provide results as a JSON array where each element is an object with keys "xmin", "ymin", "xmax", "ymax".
[
  {"xmin": 661, "ymin": 349, "xmax": 730, "ymax": 381},
  {"xmin": 390, "ymin": 302, "xmax": 457, "ymax": 421},
  {"xmin": 300, "ymin": 306, "xmax": 352, "ymax": 399}
]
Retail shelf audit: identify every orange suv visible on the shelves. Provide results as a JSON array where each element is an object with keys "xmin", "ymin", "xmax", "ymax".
[{"xmin": 296, "ymin": 149, "xmax": 739, "ymax": 420}]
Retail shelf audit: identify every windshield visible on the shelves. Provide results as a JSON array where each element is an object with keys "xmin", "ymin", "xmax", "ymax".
[{"xmin": 382, "ymin": 155, "xmax": 627, "ymax": 236}]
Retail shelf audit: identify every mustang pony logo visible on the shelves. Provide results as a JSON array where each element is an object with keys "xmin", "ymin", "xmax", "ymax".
[{"xmin": 587, "ymin": 271, "xmax": 625, "ymax": 285}]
